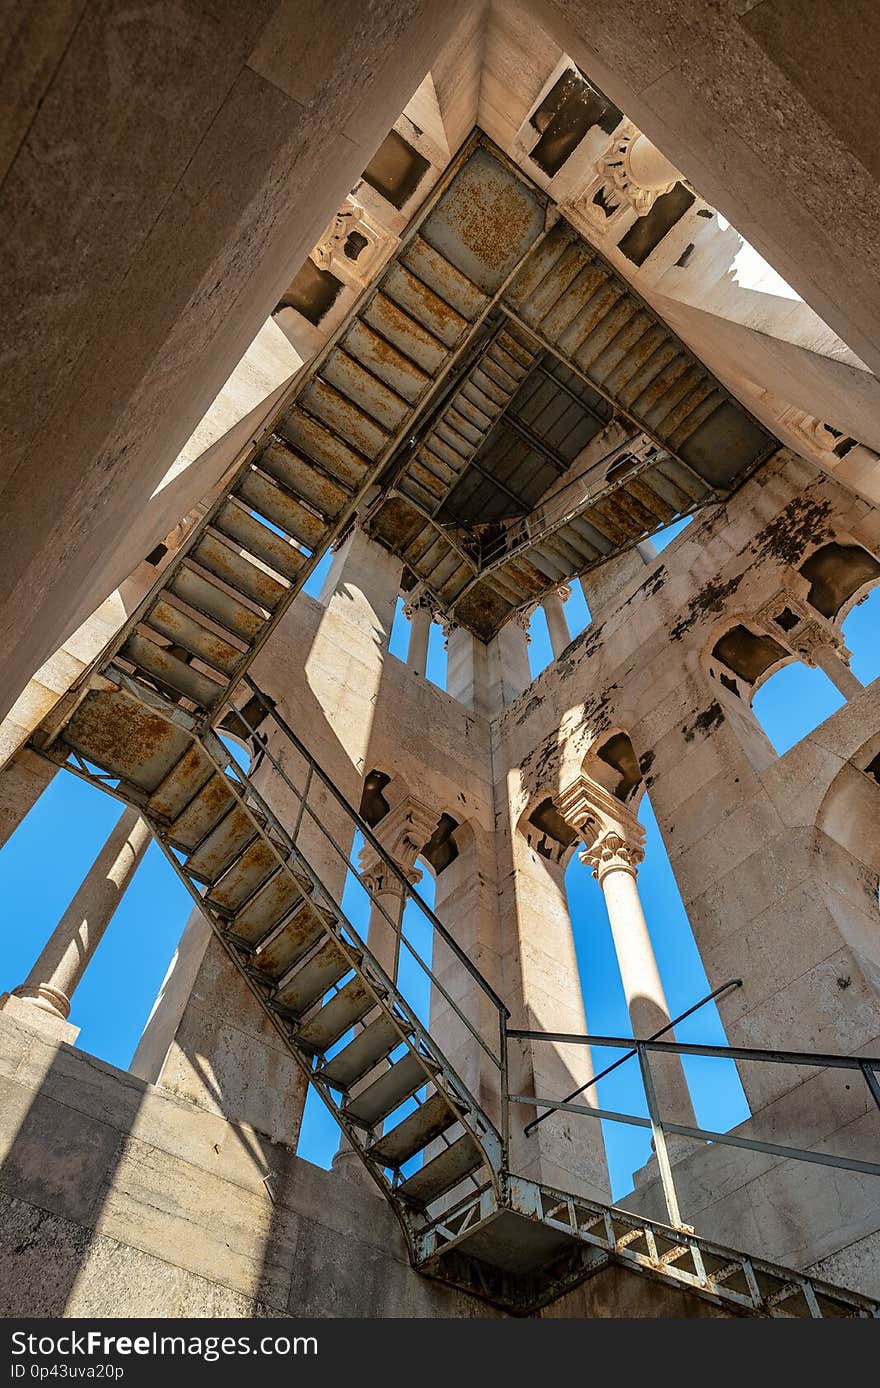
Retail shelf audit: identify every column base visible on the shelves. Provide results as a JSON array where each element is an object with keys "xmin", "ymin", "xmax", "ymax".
[{"xmin": 0, "ymin": 991, "xmax": 80, "ymax": 1043}]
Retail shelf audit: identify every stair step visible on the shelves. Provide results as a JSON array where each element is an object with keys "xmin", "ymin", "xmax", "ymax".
[
  {"xmin": 144, "ymin": 599, "xmax": 243, "ymax": 679},
  {"xmin": 277, "ymin": 408, "xmax": 372, "ymax": 491},
  {"xmin": 213, "ymin": 499, "xmax": 307, "ymax": 585},
  {"xmin": 167, "ymin": 772, "xmax": 236, "ymax": 851},
  {"xmin": 253, "ymin": 898, "xmax": 331, "ymax": 980},
  {"xmin": 395, "ymin": 1132, "xmax": 483, "ymax": 1208},
  {"xmin": 296, "ymin": 977, "xmax": 375, "ymax": 1054},
  {"xmin": 186, "ymin": 803, "xmax": 256, "ymax": 881},
  {"xmin": 122, "ymin": 632, "xmax": 223, "ymax": 707},
  {"xmin": 369, "ymin": 1090, "xmax": 460, "ymax": 1168},
  {"xmin": 319, "ymin": 1014, "xmax": 411, "ymax": 1091},
  {"xmin": 193, "ymin": 530, "xmax": 287, "ymax": 611},
  {"xmin": 231, "ymin": 867, "xmax": 313, "ymax": 946},
  {"xmin": 259, "ymin": 440, "xmax": 351, "ymax": 521},
  {"xmin": 147, "ymin": 743, "xmax": 214, "ymax": 821},
  {"xmin": 344, "ymin": 1049, "xmax": 434, "ymax": 1128},
  {"xmin": 170, "ymin": 565, "xmax": 266, "ymax": 644},
  {"xmin": 206, "ymin": 835, "xmax": 283, "ymax": 913},
  {"xmin": 235, "ymin": 468, "xmax": 328, "ymax": 551},
  {"xmin": 274, "ymin": 934, "xmax": 353, "ymax": 1015}
]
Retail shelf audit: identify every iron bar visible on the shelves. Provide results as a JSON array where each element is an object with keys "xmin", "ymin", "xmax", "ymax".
[
  {"xmin": 512, "ymin": 1094, "xmax": 880, "ymax": 1180},
  {"xmin": 523, "ymin": 977, "xmax": 742, "ymax": 1137},
  {"xmin": 507, "ymin": 1028, "xmax": 880, "ymax": 1073},
  {"xmin": 637, "ymin": 1042, "xmax": 682, "ymax": 1227}
]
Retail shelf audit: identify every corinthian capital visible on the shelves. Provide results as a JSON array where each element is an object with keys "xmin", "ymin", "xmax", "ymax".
[{"xmin": 580, "ymin": 829, "xmax": 644, "ymax": 882}]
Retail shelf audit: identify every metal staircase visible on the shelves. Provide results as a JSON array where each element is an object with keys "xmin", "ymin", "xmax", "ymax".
[
  {"xmin": 32, "ymin": 667, "xmax": 880, "ymax": 1318},
  {"xmin": 21, "ymin": 129, "xmax": 877, "ymax": 1318}
]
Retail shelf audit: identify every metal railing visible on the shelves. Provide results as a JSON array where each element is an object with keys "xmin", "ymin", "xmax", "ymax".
[
  {"xmin": 221, "ymin": 677, "xmax": 512, "ymax": 1167},
  {"xmin": 508, "ymin": 1024, "xmax": 880, "ymax": 1229}
]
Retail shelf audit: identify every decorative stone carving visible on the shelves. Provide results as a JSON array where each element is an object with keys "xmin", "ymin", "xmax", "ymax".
[
  {"xmin": 575, "ymin": 123, "xmax": 683, "ymax": 235},
  {"xmin": 357, "ymin": 796, "xmax": 439, "ymax": 897},
  {"xmin": 313, "ymin": 197, "xmax": 390, "ymax": 287},
  {"xmin": 580, "ymin": 828, "xmax": 645, "ymax": 883}
]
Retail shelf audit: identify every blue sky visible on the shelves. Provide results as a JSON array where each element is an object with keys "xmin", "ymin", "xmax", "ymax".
[{"xmin": 1, "ymin": 516, "xmax": 878, "ymax": 1199}]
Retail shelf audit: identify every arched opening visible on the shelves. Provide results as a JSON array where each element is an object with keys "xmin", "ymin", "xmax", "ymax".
[{"xmin": 706, "ymin": 617, "xmax": 847, "ymax": 758}]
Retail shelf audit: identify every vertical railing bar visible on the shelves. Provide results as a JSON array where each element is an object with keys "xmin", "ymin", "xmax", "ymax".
[{"xmin": 636, "ymin": 1041, "xmax": 683, "ymax": 1229}]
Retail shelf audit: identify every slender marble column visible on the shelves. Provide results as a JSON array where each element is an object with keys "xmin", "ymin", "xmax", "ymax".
[
  {"xmin": 405, "ymin": 600, "xmax": 432, "ymax": 675},
  {"xmin": 542, "ymin": 585, "xmax": 572, "ymax": 660},
  {"xmin": 7, "ymin": 806, "xmax": 150, "ymax": 1029}
]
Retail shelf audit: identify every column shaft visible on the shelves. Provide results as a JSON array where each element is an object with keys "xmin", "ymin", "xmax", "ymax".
[
  {"xmin": 812, "ymin": 643, "xmax": 864, "ymax": 699},
  {"xmin": 542, "ymin": 591, "xmax": 571, "ymax": 660},
  {"xmin": 406, "ymin": 606, "xmax": 431, "ymax": 675},
  {"xmin": 14, "ymin": 806, "xmax": 151, "ymax": 1019}
]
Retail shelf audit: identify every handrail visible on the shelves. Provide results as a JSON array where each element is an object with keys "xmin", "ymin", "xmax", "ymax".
[
  {"xmin": 508, "ymin": 1024, "xmax": 880, "ymax": 1228},
  {"xmin": 522, "ymin": 977, "xmax": 743, "ymax": 1136},
  {"xmin": 240, "ymin": 676, "xmax": 509, "ymax": 1019}
]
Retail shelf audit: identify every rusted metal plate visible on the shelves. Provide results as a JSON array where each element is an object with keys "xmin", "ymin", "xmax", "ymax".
[
  {"xmin": 274, "ymin": 935, "xmax": 351, "ymax": 1013},
  {"xmin": 298, "ymin": 379, "xmax": 389, "ymax": 458},
  {"xmin": 207, "ymin": 835, "xmax": 282, "ymax": 913},
  {"xmin": 258, "ymin": 441, "xmax": 350, "ymax": 522},
  {"xmin": 235, "ymin": 469, "xmax": 326, "ymax": 551},
  {"xmin": 193, "ymin": 529, "xmax": 287, "ymax": 610},
  {"xmin": 277, "ymin": 408, "xmax": 371, "ymax": 490},
  {"xmin": 213, "ymin": 500, "xmax": 306, "ymax": 585},
  {"xmin": 146, "ymin": 742, "xmax": 214, "ymax": 821},
  {"xmin": 371, "ymin": 1090, "xmax": 459, "ymax": 1168},
  {"xmin": 362, "ymin": 293, "xmax": 448, "ymax": 374},
  {"xmin": 186, "ymin": 802, "xmax": 255, "ymax": 880},
  {"xmin": 170, "ymin": 564, "xmax": 266, "ymax": 644},
  {"xmin": 167, "ymin": 772, "xmax": 236, "ymax": 851},
  {"xmin": 382, "ymin": 262, "xmax": 467, "ymax": 348},
  {"xmin": 418, "ymin": 145, "xmax": 546, "ymax": 295},
  {"xmin": 62, "ymin": 688, "xmax": 191, "ymax": 793},
  {"xmin": 123, "ymin": 632, "xmax": 223, "ymax": 707},
  {"xmin": 320, "ymin": 349, "xmax": 410, "ymax": 432},
  {"xmin": 232, "ymin": 868, "xmax": 308, "ymax": 944},
  {"xmin": 343, "ymin": 319, "xmax": 431, "ymax": 404},
  {"xmin": 145, "ymin": 598, "xmax": 243, "ymax": 678},
  {"xmin": 402, "ymin": 236, "xmax": 489, "ymax": 320}
]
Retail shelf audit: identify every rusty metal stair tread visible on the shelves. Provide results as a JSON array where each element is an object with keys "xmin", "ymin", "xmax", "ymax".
[
  {"xmin": 231, "ymin": 867, "xmax": 314, "ymax": 945},
  {"xmin": 396, "ymin": 1132, "xmax": 483, "ymax": 1207},
  {"xmin": 253, "ymin": 901, "xmax": 335, "ymax": 983},
  {"xmin": 273, "ymin": 934, "xmax": 355, "ymax": 1014},
  {"xmin": 319, "ymin": 1013, "xmax": 413, "ymax": 1091},
  {"xmin": 185, "ymin": 803, "xmax": 257, "ymax": 880},
  {"xmin": 296, "ymin": 976, "xmax": 376, "ymax": 1054},
  {"xmin": 344, "ymin": 1049, "xmax": 436, "ymax": 1127},
  {"xmin": 370, "ymin": 1090, "xmax": 461, "ymax": 1168}
]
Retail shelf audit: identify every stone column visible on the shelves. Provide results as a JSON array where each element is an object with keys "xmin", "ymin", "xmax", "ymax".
[
  {"xmin": 487, "ymin": 609, "xmax": 533, "ymax": 710},
  {"xmin": 446, "ymin": 628, "xmax": 491, "ymax": 716},
  {"xmin": 810, "ymin": 642, "xmax": 864, "ymax": 700},
  {"xmin": 2, "ymin": 806, "xmax": 150, "ymax": 1040},
  {"xmin": 542, "ymin": 585, "xmax": 572, "ymax": 660},
  {"xmin": 558, "ymin": 777, "xmax": 697, "ymax": 1137},
  {"xmin": 404, "ymin": 599, "xmax": 432, "ymax": 675}
]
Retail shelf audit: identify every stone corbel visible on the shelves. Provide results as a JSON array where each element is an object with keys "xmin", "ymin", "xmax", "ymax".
[
  {"xmin": 556, "ymin": 772, "xmax": 646, "ymax": 878},
  {"xmin": 358, "ymin": 796, "xmax": 440, "ymax": 895}
]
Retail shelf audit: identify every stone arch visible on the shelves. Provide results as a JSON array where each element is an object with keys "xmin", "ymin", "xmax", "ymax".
[
  {"xmin": 516, "ymin": 786, "xmax": 580, "ymax": 867},
  {"xmin": 798, "ymin": 539, "xmax": 880, "ymax": 625},
  {"xmin": 582, "ymin": 727, "xmax": 645, "ymax": 809}
]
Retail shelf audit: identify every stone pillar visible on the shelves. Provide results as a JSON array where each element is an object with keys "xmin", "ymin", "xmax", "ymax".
[
  {"xmin": 446, "ymin": 628, "xmax": 491, "ymax": 716},
  {"xmin": 487, "ymin": 609, "xmax": 533, "ymax": 710},
  {"xmin": 542, "ymin": 585, "xmax": 572, "ymax": 660},
  {"xmin": 811, "ymin": 642, "xmax": 864, "ymax": 700},
  {"xmin": 404, "ymin": 599, "xmax": 432, "ymax": 675},
  {"xmin": 558, "ymin": 777, "xmax": 697, "ymax": 1138},
  {"xmin": 2, "ymin": 806, "xmax": 150, "ymax": 1040}
]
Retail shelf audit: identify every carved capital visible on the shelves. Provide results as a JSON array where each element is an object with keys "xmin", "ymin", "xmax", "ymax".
[
  {"xmin": 358, "ymin": 796, "xmax": 439, "ymax": 896},
  {"xmin": 580, "ymin": 829, "xmax": 644, "ymax": 882}
]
